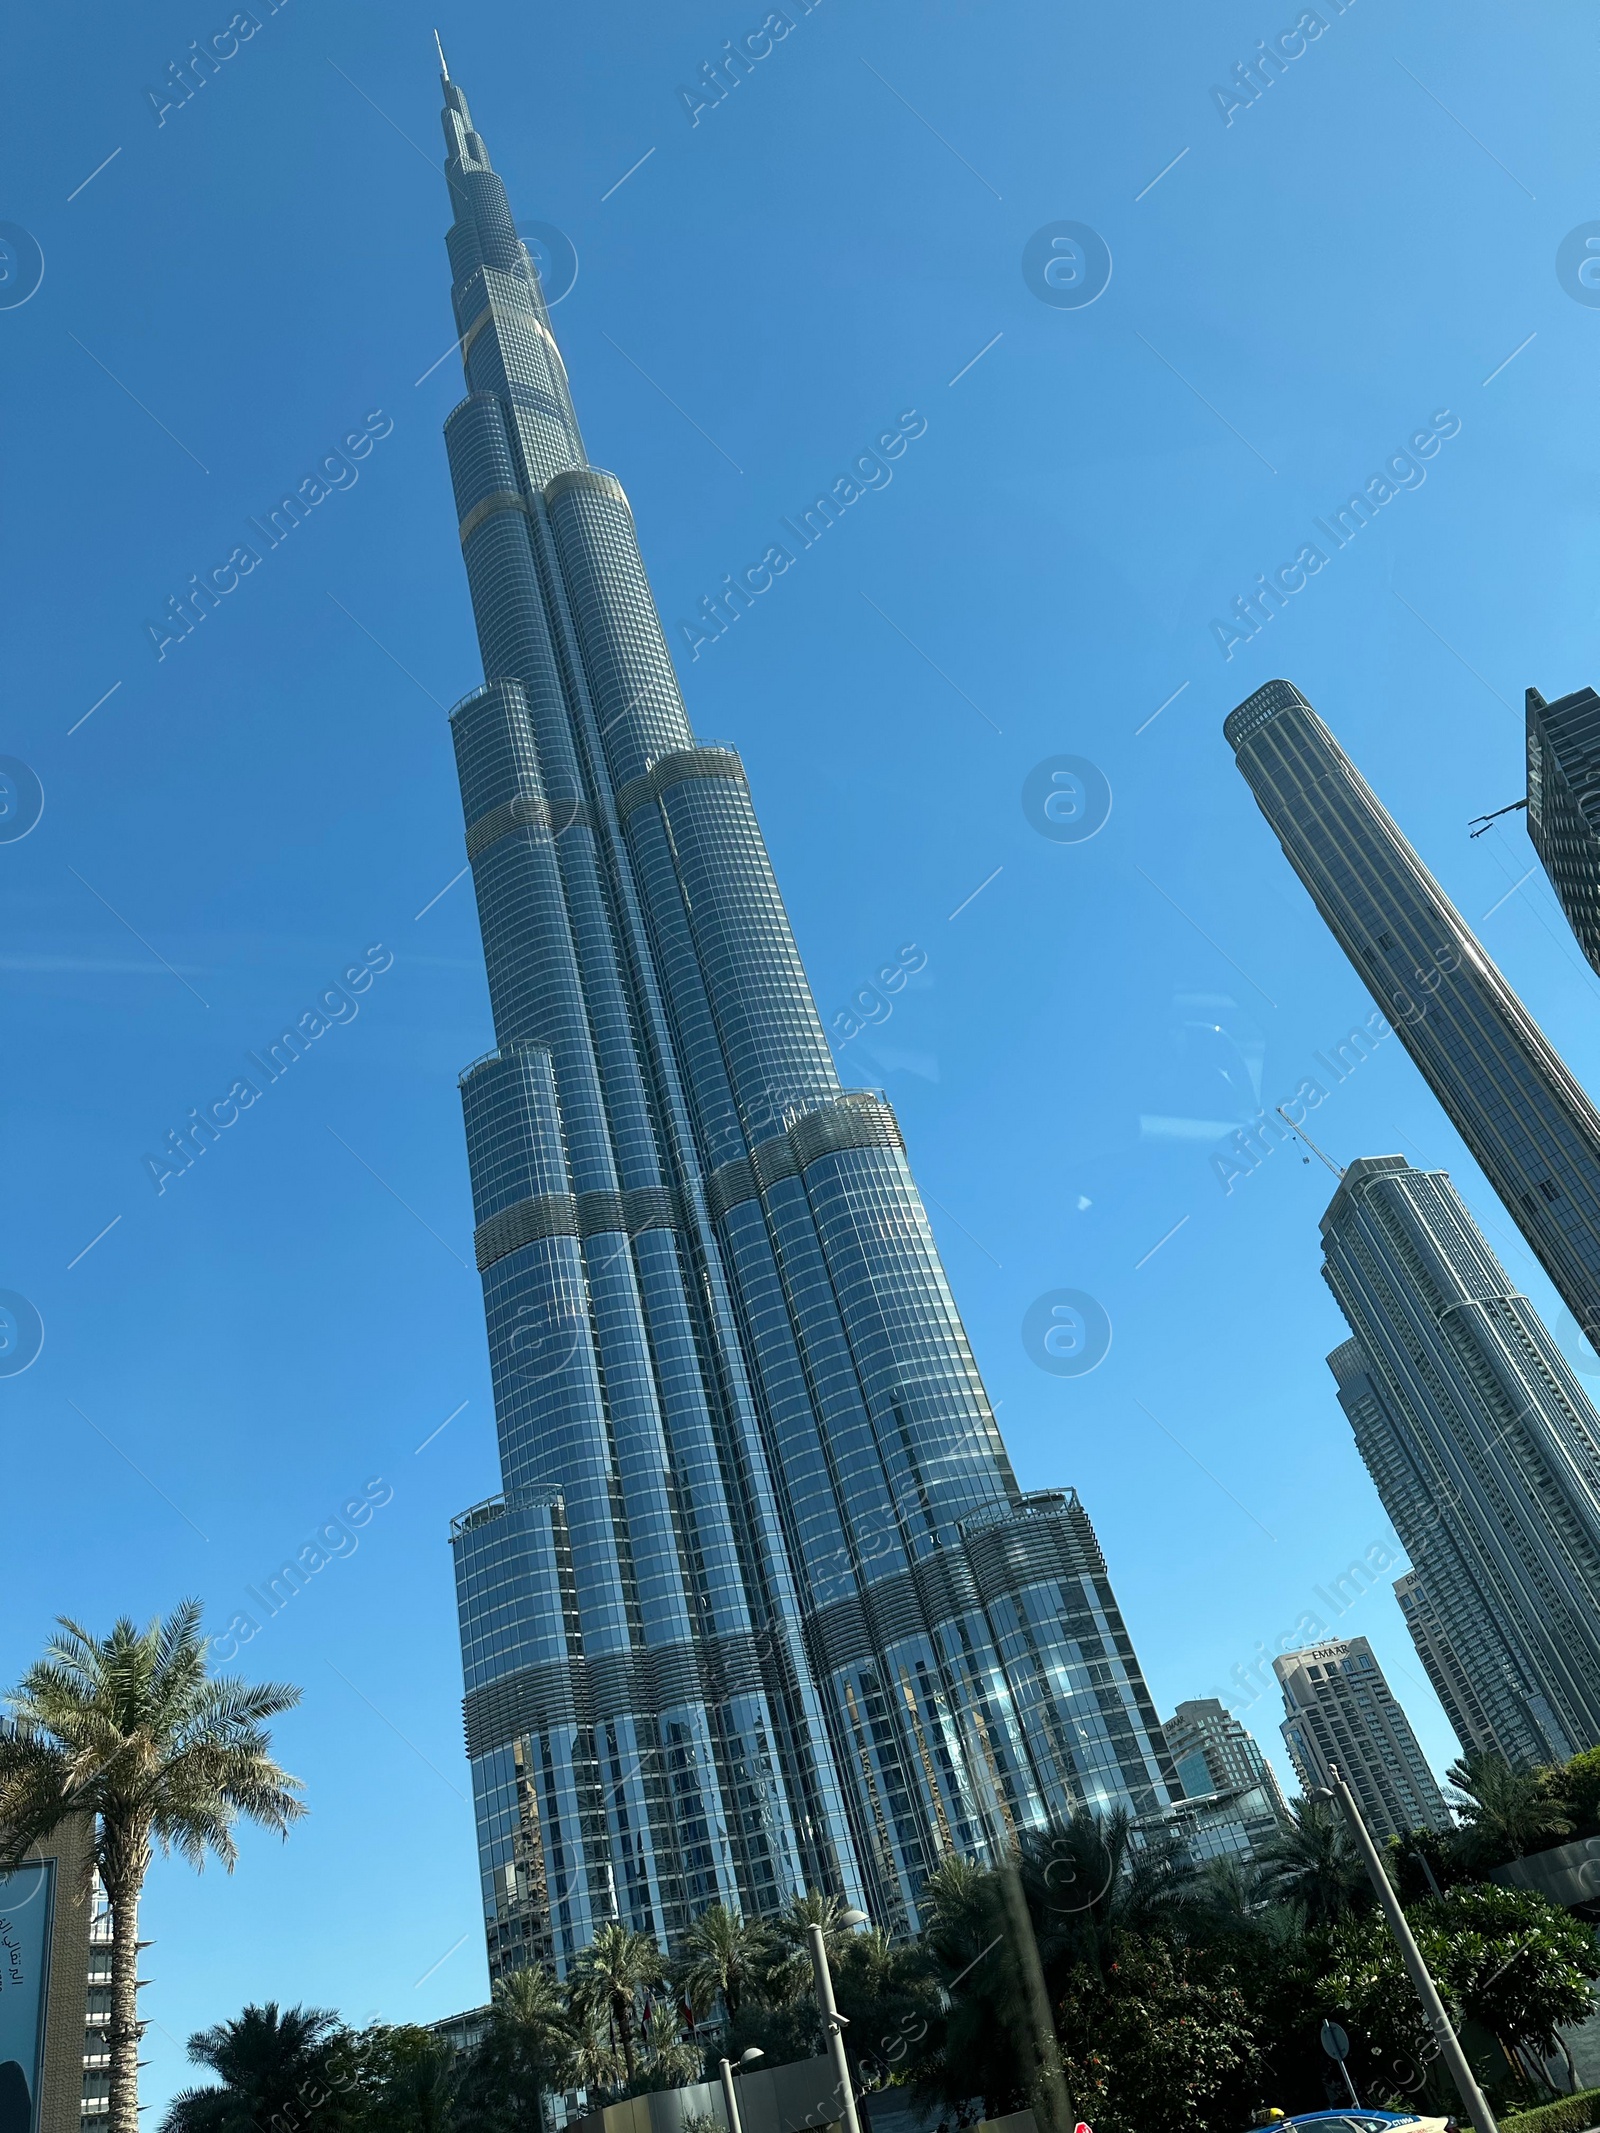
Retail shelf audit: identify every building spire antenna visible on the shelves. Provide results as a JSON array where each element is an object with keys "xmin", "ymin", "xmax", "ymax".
[{"xmin": 434, "ymin": 28, "xmax": 449, "ymax": 78}]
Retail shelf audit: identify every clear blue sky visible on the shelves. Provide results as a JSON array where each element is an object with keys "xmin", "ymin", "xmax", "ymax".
[{"xmin": 4, "ymin": 0, "xmax": 1597, "ymax": 2108}]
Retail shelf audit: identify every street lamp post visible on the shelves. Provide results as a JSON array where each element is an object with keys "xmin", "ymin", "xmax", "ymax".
[
  {"xmin": 808, "ymin": 1910, "xmax": 867, "ymax": 2133},
  {"xmin": 719, "ymin": 2047, "xmax": 763, "ymax": 2133},
  {"xmin": 1317, "ymin": 1766, "xmax": 1499, "ymax": 2133}
]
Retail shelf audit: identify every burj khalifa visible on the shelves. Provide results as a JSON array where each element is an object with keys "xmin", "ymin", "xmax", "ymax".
[{"xmin": 432, "ymin": 58, "xmax": 1175, "ymax": 1977}]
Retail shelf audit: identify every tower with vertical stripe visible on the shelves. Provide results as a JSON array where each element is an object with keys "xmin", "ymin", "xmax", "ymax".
[{"xmin": 435, "ymin": 62, "xmax": 1175, "ymax": 1978}]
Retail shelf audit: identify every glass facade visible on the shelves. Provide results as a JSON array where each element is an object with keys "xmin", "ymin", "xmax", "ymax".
[
  {"xmin": 1226, "ymin": 679, "xmax": 1600, "ymax": 1349},
  {"xmin": 1322, "ymin": 1155, "xmax": 1600, "ymax": 1767},
  {"xmin": 432, "ymin": 67, "xmax": 1176, "ymax": 1979},
  {"xmin": 1162, "ymin": 1697, "xmax": 1288, "ymax": 1818},
  {"xmin": 1526, "ymin": 683, "xmax": 1600, "ymax": 980}
]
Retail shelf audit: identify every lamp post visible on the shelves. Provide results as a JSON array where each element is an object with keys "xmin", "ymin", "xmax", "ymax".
[
  {"xmin": 718, "ymin": 2046, "xmax": 764, "ymax": 2133},
  {"xmin": 808, "ymin": 1908, "xmax": 867, "ymax": 2133},
  {"xmin": 1315, "ymin": 1766, "xmax": 1498, "ymax": 2133}
]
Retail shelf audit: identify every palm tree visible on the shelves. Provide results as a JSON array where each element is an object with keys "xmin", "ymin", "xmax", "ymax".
[
  {"xmin": 678, "ymin": 1902, "xmax": 772, "ymax": 2022},
  {"xmin": 0, "ymin": 1605, "xmax": 304, "ymax": 2133},
  {"xmin": 1448, "ymin": 1752, "xmax": 1573, "ymax": 1868},
  {"xmin": 568, "ymin": 1923, "xmax": 665, "ymax": 2087},
  {"xmin": 1256, "ymin": 1796, "xmax": 1370, "ymax": 1927},
  {"xmin": 464, "ymin": 1965, "xmax": 574, "ymax": 2128},
  {"xmin": 635, "ymin": 2002, "xmax": 702, "ymax": 2091},
  {"xmin": 757, "ymin": 1888, "xmax": 865, "ymax": 2007},
  {"xmin": 378, "ymin": 2035, "xmax": 460, "ymax": 2133},
  {"xmin": 158, "ymin": 2003, "xmax": 351, "ymax": 2133}
]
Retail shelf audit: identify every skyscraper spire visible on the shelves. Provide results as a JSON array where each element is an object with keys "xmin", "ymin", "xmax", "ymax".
[
  {"xmin": 433, "ymin": 28, "xmax": 449, "ymax": 81},
  {"xmin": 434, "ymin": 70, "xmax": 1177, "ymax": 1979}
]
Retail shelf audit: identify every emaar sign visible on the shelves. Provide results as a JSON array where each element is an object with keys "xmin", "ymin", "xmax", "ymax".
[{"xmin": 0, "ymin": 1861, "xmax": 54, "ymax": 2133}]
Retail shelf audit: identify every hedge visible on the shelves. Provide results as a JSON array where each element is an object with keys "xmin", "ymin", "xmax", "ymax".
[{"xmin": 1500, "ymin": 2087, "xmax": 1600, "ymax": 2133}]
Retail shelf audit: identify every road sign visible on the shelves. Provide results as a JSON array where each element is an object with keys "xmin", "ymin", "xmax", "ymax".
[{"xmin": 1321, "ymin": 2020, "xmax": 1352, "ymax": 2062}]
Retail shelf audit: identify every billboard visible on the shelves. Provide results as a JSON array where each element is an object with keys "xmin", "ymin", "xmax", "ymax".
[{"xmin": 0, "ymin": 1862, "xmax": 55, "ymax": 2133}]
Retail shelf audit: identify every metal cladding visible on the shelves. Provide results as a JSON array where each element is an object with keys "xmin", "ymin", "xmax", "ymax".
[
  {"xmin": 1322, "ymin": 1157, "xmax": 1600, "ymax": 1766},
  {"xmin": 435, "ymin": 70, "xmax": 1176, "ymax": 1980},
  {"xmin": 1227, "ymin": 678, "xmax": 1600, "ymax": 1348}
]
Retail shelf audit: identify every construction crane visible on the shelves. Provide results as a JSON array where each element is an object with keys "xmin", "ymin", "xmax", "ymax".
[{"xmin": 1275, "ymin": 1105, "xmax": 1345, "ymax": 1178}]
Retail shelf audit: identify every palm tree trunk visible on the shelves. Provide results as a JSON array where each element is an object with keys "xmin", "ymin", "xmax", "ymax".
[
  {"xmin": 616, "ymin": 1995, "xmax": 636, "ymax": 2085},
  {"xmin": 105, "ymin": 1862, "xmax": 143, "ymax": 2133}
]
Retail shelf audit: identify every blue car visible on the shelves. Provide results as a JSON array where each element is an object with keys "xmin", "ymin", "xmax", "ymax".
[{"xmin": 1279, "ymin": 2113, "xmax": 1452, "ymax": 2133}]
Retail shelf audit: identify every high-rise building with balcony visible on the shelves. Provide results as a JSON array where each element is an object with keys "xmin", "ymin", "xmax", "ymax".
[
  {"xmin": 429, "ymin": 59, "xmax": 1176, "ymax": 1976},
  {"xmin": 1526, "ymin": 684, "xmax": 1600, "ymax": 979},
  {"xmin": 1393, "ymin": 1570, "xmax": 1521, "ymax": 1765},
  {"xmin": 1225, "ymin": 679, "xmax": 1600, "ymax": 1348},
  {"xmin": 1322, "ymin": 1155, "xmax": 1600, "ymax": 1766},
  {"xmin": 1275, "ymin": 1637, "xmax": 1451, "ymax": 1838},
  {"xmin": 1163, "ymin": 1698, "xmax": 1290, "ymax": 1818}
]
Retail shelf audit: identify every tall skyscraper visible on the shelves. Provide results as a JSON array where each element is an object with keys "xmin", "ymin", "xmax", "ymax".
[
  {"xmin": 1225, "ymin": 679, "xmax": 1600, "ymax": 1347},
  {"xmin": 1322, "ymin": 1155, "xmax": 1600, "ymax": 1766},
  {"xmin": 1163, "ymin": 1698, "xmax": 1289, "ymax": 1818},
  {"xmin": 1393, "ymin": 1570, "xmax": 1521, "ymax": 1765},
  {"xmin": 1526, "ymin": 684, "xmax": 1600, "ymax": 979},
  {"xmin": 1275, "ymin": 1637, "xmax": 1452, "ymax": 1838},
  {"xmin": 430, "ymin": 63, "xmax": 1176, "ymax": 1977}
]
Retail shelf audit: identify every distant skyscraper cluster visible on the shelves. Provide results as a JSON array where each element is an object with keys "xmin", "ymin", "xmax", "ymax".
[{"xmin": 1229, "ymin": 676, "xmax": 1600, "ymax": 1793}]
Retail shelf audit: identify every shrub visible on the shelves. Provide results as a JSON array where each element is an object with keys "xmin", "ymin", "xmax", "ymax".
[{"xmin": 1500, "ymin": 2086, "xmax": 1600, "ymax": 2133}]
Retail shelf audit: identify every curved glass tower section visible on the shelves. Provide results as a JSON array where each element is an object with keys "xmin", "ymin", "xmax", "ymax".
[
  {"xmin": 436, "ymin": 64, "xmax": 1175, "ymax": 1979},
  {"xmin": 1227, "ymin": 678, "xmax": 1600, "ymax": 1349}
]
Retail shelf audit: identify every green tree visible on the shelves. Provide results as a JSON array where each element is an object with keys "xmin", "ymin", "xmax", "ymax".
[
  {"xmin": 458, "ymin": 1966, "xmax": 573, "ymax": 2131},
  {"xmin": 832, "ymin": 1927, "xmax": 940, "ymax": 2090},
  {"xmin": 1053, "ymin": 1936, "xmax": 1256, "ymax": 2133},
  {"xmin": 1256, "ymin": 1798, "xmax": 1371, "ymax": 1927},
  {"xmin": 568, "ymin": 1923, "xmax": 665, "ymax": 2088},
  {"xmin": 361, "ymin": 2029, "xmax": 459, "ymax": 2133},
  {"xmin": 677, "ymin": 1903, "xmax": 773, "ymax": 2023},
  {"xmin": 905, "ymin": 1853, "xmax": 1025, "ymax": 2121},
  {"xmin": 0, "ymin": 1606, "xmax": 304, "ymax": 2133},
  {"xmin": 1319, "ymin": 1885, "xmax": 1598, "ymax": 2103},
  {"xmin": 633, "ymin": 2003, "xmax": 703, "ymax": 2091},
  {"xmin": 1449, "ymin": 1754, "xmax": 1573, "ymax": 1870},
  {"xmin": 1385, "ymin": 1825, "xmax": 1472, "ymax": 1902},
  {"xmin": 157, "ymin": 2003, "xmax": 361, "ymax": 2133},
  {"xmin": 1549, "ymin": 1748, "xmax": 1600, "ymax": 1840}
]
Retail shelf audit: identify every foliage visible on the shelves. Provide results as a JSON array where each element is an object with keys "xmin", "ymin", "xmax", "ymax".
[
  {"xmin": 1449, "ymin": 1755, "xmax": 1575, "ymax": 1869},
  {"xmin": 158, "ymin": 2004, "xmax": 364, "ymax": 2133},
  {"xmin": 677, "ymin": 1903, "xmax": 773, "ymax": 2023},
  {"xmin": 832, "ymin": 1927, "xmax": 941, "ymax": 2091},
  {"xmin": 1385, "ymin": 1824, "xmax": 1475, "ymax": 1901},
  {"xmin": 1317, "ymin": 1883, "xmax": 1599, "ymax": 2107},
  {"xmin": 1555, "ymin": 1750, "xmax": 1600, "ymax": 1839},
  {"xmin": 148, "ymin": 1792, "xmax": 1600, "ymax": 2133},
  {"xmin": 1255, "ymin": 1798, "xmax": 1374, "ymax": 1927},
  {"xmin": 359, "ymin": 2029, "xmax": 461, "ymax": 2133},
  {"xmin": 1052, "ymin": 1935, "xmax": 1256, "ymax": 2133},
  {"xmin": 1502, "ymin": 2088, "xmax": 1600, "ymax": 2133},
  {"xmin": 0, "ymin": 1604, "xmax": 303, "ymax": 2133},
  {"xmin": 455, "ymin": 1969, "xmax": 572, "ymax": 2132},
  {"xmin": 568, "ymin": 1923, "xmax": 665, "ymax": 2088}
]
